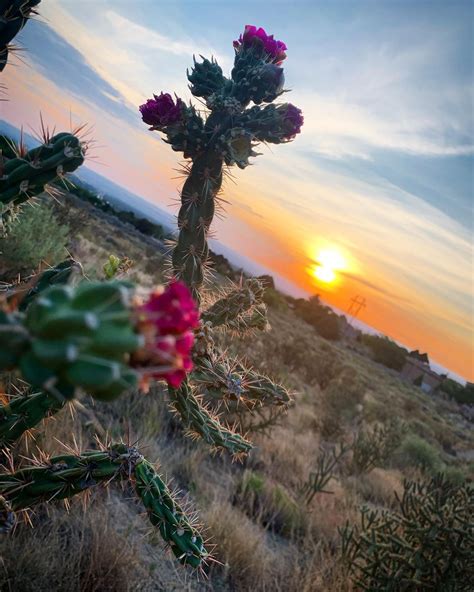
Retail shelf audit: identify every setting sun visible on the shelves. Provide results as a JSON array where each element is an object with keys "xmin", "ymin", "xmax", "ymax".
[{"xmin": 312, "ymin": 248, "xmax": 347, "ymax": 284}]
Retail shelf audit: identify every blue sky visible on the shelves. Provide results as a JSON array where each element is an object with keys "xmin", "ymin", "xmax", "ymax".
[{"xmin": 2, "ymin": 0, "xmax": 473, "ymax": 379}]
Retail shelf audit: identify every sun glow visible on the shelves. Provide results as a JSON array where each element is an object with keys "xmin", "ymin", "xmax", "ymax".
[{"xmin": 312, "ymin": 248, "xmax": 347, "ymax": 284}]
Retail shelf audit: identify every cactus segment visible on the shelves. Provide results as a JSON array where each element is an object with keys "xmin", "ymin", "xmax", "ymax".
[
  {"xmin": 0, "ymin": 0, "xmax": 41, "ymax": 71},
  {"xmin": 201, "ymin": 279, "xmax": 265, "ymax": 328},
  {"xmin": 172, "ymin": 151, "xmax": 223, "ymax": 302},
  {"xmin": 0, "ymin": 133, "xmax": 85, "ymax": 215},
  {"xmin": 134, "ymin": 459, "xmax": 208, "ymax": 567},
  {"xmin": 169, "ymin": 381, "xmax": 252, "ymax": 455},
  {"xmin": 0, "ymin": 444, "xmax": 208, "ymax": 567},
  {"xmin": 18, "ymin": 258, "xmax": 82, "ymax": 312},
  {"xmin": 0, "ymin": 389, "xmax": 66, "ymax": 448},
  {"xmin": 193, "ymin": 354, "xmax": 291, "ymax": 407}
]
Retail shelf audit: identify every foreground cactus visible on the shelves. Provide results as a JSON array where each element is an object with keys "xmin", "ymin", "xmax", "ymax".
[
  {"xmin": 0, "ymin": 0, "xmax": 41, "ymax": 72},
  {"xmin": 0, "ymin": 443, "xmax": 208, "ymax": 567},
  {"xmin": 0, "ymin": 132, "xmax": 85, "ymax": 223},
  {"xmin": 140, "ymin": 28, "xmax": 300, "ymax": 454}
]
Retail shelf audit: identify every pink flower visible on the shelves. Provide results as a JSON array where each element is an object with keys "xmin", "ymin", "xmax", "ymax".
[
  {"xmin": 234, "ymin": 25, "xmax": 287, "ymax": 64},
  {"xmin": 139, "ymin": 92, "xmax": 184, "ymax": 128},
  {"xmin": 132, "ymin": 281, "xmax": 199, "ymax": 389}
]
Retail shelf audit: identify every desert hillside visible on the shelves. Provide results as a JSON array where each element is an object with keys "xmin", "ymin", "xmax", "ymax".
[{"xmin": 1, "ymin": 190, "xmax": 472, "ymax": 591}]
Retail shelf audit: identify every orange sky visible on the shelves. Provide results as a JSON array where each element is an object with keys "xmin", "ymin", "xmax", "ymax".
[{"xmin": 2, "ymin": 5, "xmax": 473, "ymax": 381}]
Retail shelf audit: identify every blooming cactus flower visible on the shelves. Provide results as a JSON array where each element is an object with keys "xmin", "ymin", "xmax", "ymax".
[
  {"xmin": 132, "ymin": 281, "xmax": 200, "ymax": 388},
  {"xmin": 139, "ymin": 92, "xmax": 184, "ymax": 128},
  {"xmin": 233, "ymin": 25, "xmax": 287, "ymax": 64},
  {"xmin": 281, "ymin": 104, "xmax": 304, "ymax": 138}
]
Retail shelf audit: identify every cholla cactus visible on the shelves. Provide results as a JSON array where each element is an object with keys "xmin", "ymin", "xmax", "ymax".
[
  {"xmin": 0, "ymin": 0, "xmax": 41, "ymax": 71},
  {"xmin": 340, "ymin": 474, "xmax": 474, "ymax": 590},
  {"xmin": 140, "ymin": 25, "xmax": 300, "ymax": 455},
  {"xmin": 0, "ymin": 443, "xmax": 208, "ymax": 567},
  {"xmin": 0, "ymin": 131, "xmax": 86, "ymax": 225}
]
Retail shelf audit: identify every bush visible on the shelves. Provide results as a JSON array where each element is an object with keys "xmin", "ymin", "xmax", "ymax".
[
  {"xmin": 351, "ymin": 419, "xmax": 407, "ymax": 474},
  {"xmin": 441, "ymin": 378, "xmax": 474, "ymax": 405},
  {"xmin": 360, "ymin": 334, "xmax": 407, "ymax": 371},
  {"xmin": 0, "ymin": 202, "xmax": 69, "ymax": 280},
  {"xmin": 293, "ymin": 295, "xmax": 341, "ymax": 340},
  {"xmin": 340, "ymin": 475, "xmax": 474, "ymax": 591},
  {"xmin": 397, "ymin": 434, "xmax": 442, "ymax": 474}
]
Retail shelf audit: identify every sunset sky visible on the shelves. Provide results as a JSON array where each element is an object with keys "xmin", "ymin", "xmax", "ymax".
[{"xmin": 1, "ymin": 0, "xmax": 472, "ymax": 380}]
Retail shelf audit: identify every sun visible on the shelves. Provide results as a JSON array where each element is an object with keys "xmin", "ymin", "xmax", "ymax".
[{"xmin": 312, "ymin": 248, "xmax": 347, "ymax": 284}]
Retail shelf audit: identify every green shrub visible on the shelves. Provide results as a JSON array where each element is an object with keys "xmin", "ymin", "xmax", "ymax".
[
  {"xmin": 360, "ymin": 334, "xmax": 407, "ymax": 371},
  {"xmin": 397, "ymin": 434, "xmax": 442, "ymax": 474},
  {"xmin": 351, "ymin": 419, "xmax": 407, "ymax": 474},
  {"xmin": 0, "ymin": 202, "xmax": 69, "ymax": 280},
  {"xmin": 293, "ymin": 295, "xmax": 341, "ymax": 340},
  {"xmin": 441, "ymin": 378, "xmax": 474, "ymax": 405}
]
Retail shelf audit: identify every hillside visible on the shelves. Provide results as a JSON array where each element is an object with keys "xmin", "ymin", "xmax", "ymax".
[{"xmin": 0, "ymin": 191, "xmax": 472, "ymax": 591}]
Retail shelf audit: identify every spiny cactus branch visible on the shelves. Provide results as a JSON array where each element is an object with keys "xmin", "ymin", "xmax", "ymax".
[
  {"xmin": 0, "ymin": 443, "xmax": 208, "ymax": 567},
  {"xmin": 169, "ymin": 381, "xmax": 252, "ymax": 456}
]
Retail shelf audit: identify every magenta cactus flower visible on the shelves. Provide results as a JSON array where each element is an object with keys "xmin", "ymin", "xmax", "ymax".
[
  {"xmin": 139, "ymin": 92, "xmax": 184, "ymax": 128},
  {"xmin": 233, "ymin": 25, "xmax": 287, "ymax": 64},
  {"xmin": 282, "ymin": 103, "xmax": 304, "ymax": 138},
  {"xmin": 132, "ymin": 281, "xmax": 199, "ymax": 389}
]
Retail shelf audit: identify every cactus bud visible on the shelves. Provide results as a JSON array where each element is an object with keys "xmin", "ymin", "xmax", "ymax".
[
  {"xmin": 187, "ymin": 56, "xmax": 227, "ymax": 99},
  {"xmin": 139, "ymin": 92, "xmax": 185, "ymax": 128}
]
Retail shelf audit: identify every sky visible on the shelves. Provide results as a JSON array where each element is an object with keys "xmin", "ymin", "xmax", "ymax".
[{"xmin": 1, "ymin": 0, "xmax": 473, "ymax": 380}]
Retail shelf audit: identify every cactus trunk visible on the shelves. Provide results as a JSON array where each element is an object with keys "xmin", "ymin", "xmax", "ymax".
[{"xmin": 172, "ymin": 151, "xmax": 223, "ymax": 303}]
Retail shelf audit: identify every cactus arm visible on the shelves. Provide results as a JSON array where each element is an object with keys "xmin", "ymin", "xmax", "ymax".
[
  {"xmin": 201, "ymin": 278, "xmax": 265, "ymax": 328},
  {"xmin": 134, "ymin": 458, "xmax": 208, "ymax": 568},
  {"xmin": 168, "ymin": 381, "xmax": 252, "ymax": 455},
  {"xmin": 193, "ymin": 354, "xmax": 291, "ymax": 407},
  {"xmin": 0, "ymin": 133, "xmax": 85, "ymax": 217},
  {"xmin": 0, "ymin": 444, "xmax": 208, "ymax": 568},
  {"xmin": 0, "ymin": 390, "xmax": 66, "ymax": 448},
  {"xmin": 16, "ymin": 258, "xmax": 82, "ymax": 312},
  {"xmin": 0, "ymin": 0, "xmax": 41, "ymax": 72}
]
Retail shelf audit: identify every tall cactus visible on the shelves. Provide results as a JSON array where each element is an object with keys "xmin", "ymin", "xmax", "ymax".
[
  {"xmin": 140, "ymin": 24, "xmax": 301, "ymax": 455},
  {"xmin": 0, "ymin": 0, "xmax": 41, "ymax": 72}
]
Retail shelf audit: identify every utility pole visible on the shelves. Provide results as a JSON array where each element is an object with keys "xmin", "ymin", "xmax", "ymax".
[{"xmin": 345, "ymin": 295, "xmax": 366, "ymax": 335}]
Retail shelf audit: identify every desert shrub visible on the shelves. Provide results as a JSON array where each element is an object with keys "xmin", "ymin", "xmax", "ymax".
[
  {"xmin": 441, "ymin": 378, "xmax": 474, "ymax": 405},
  {"xmin": 441, "ymin": 465, "xmax": 467, "ymax": 486},
  {"xmin": 0, "ymin": 202, "xmax": 69, "ymax": 280},
  {"xmin": 360, "ymin": 334, "xmax": 407, "ymax": 370},
  {"xmin": 276, "ymin": 335, "xmax": 343, "ymax": 387},
  {"xmin": 294, "ymin": 295, "xmax": 341, "ymax": 340},
  {"xmin": 235, "ymin": 470, "xmax": 304, "ymax": 537},
  {"xmin": 351, "ymin": 418, "xmax": 407, "ymax": 474},
  {"xmin": 320, "ymin": 369, "xmax": 365, "ymax": 437},
  {"xmin": 340, "ymin": 475, "xmax": 474, "ymax": 591},
  {"xmin": 300, "ymin": 443, "xmax": 350, "ymax": 502},
  {"xmin": 263, "ymin": 287, "xmax": 288, "ymax": 310},
  {"xmin": 397, "ymin": 434, "xmax": 442, "ymax": 474}
]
